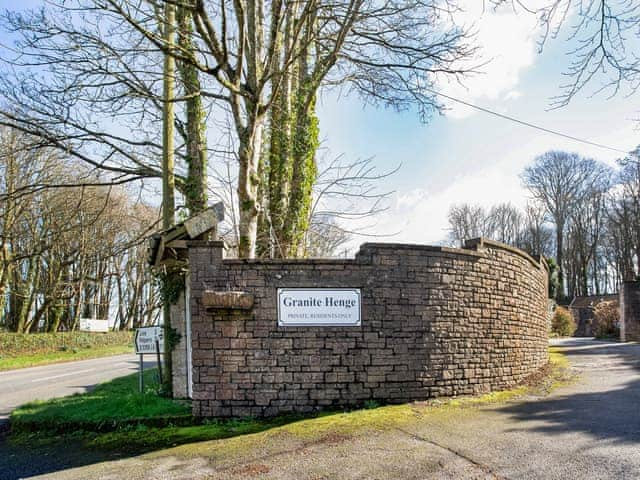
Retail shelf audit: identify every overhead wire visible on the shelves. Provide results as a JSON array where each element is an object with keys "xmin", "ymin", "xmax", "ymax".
[{"xmin": 424, "ymin": 87, "xmax": 631, "ymax": 155}]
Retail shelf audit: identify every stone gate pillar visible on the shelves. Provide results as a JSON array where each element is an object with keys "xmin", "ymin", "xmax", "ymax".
[{"xmin": 620, "ymin": 280, "xmax": 640, "ymax": 342}]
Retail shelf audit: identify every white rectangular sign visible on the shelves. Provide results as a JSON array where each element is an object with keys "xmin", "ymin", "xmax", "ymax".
[
  {"xmin": 277, "ymin": 288, "xmax": 361, "ymax": 327},
  {"xmin": 79, "ymin": 318, "xmax": 109, "ymax": 333},
  {"xmin": 135, "ymin": 326, "xmax": 164, "ymax": 354}
]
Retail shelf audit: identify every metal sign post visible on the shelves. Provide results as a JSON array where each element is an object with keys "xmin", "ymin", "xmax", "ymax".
[
  {"xmin": 155, "ymin": 338, "xmax": 163, "ymax": 384},
  {"xmin": 139, "ymin": 353, "xmax": 144, "ymax": 393}
]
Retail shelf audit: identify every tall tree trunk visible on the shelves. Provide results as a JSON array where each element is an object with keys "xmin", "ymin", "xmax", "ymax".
[
  {"xmin": 1, "ymin": 147, "xmax": 16, "ymax": 329},
  {"xmin": 237, "ymin": 118, "xmax": 265, "ymax": 258},
  {"xmin": 162, "ymin": 6, "xmax": 176, "ymax": 230},
  {"xmin": 284, "ymin": 89, "xmax": 318, "ymax": 256},
  {"xmin": 46, "ymin": 266, "xmax": 65, "ymax": 332},
  {"xmin": 236, "ymin": 0, "xmax": 265, "ymax": 259},
  {"xmin": 16, "ymin": 257, "xmax": 38, "ymax": 333},
  {"xmin": 22, "ymin": 261, "xmax": 41, "ymax": 333},
  {"xmin": 72, "ymin": 277, "xmax": 84, "ymax": 330},
  {"xmin": 555, "ymin": 221, "xmax": 564, "ymax": 302},
  {"xmin": 0, "ymin": 244, "xmax": 12, "ymax": 327},
  {"xmin": 177, "ymin": 6, "xmax": 208, "ymax": 215},
  {"xmin": 261, "ymin": 11, "xmax": 296, "ymax": 258},
  {"xmin": 162, "ymin": 0, "xmax": 176, "ymax": 396},
  {"xmin": 255, "ymin": 152, "xmax": 270, "ymax": 258},
  {"xmin": 581, "ymin": 261, "xmax": 588, "ymax": 297}
]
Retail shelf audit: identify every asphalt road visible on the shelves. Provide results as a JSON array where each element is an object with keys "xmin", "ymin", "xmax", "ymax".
[
  {"xmin": 4, "ymin": 339, "xmax": 640, "ymax": 480},
  {"xmin": 0, "ymin": 354, "xmax": 152, "ymax": 425},
  {"xmin": 0, "ymin": 354, "xmax": 158, "ymax": 480}
]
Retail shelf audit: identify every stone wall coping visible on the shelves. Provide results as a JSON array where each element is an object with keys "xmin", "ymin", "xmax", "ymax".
[
  {"xmin": 358, "ymin": 242, "xmax": 484, "ymax": 258},
  {"xmin": 464, "ymin": 237, "xmax": 548, "ymax": 272},
  {"xmin": 221, "ymin": 243, "xmax": 485, "ymax": 266},
  {"xmin": 222, "ymin": 258, "xmax": 358, "ymax": 265},
  {"xmin": 196, "ymin": 238, "xmax": 546, "ymax": 274}
]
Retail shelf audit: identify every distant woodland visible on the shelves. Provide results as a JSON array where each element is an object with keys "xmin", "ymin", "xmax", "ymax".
[{"xmin": 447, "ymin": 150, "xmax": 640, "ymax": 301}]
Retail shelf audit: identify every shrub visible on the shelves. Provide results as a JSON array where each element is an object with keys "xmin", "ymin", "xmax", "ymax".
[
  {"xmin": 551, "ymin": 306, "xmax": 576, "ymax": 337},
  {"xmin": 593, "ymin": 301, "xmax": 620, "ymax": 338}
]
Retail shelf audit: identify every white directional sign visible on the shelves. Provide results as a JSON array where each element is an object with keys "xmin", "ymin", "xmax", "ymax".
[
  {"xmin": 135, "ymin": 326, "xmax": 164, "ymax": 354},
  {"xmin": 277, "ymin": 288, "xmax": 361, "ymax": 327},
  {"xmin": 79, "ymin": 318, "xmax": 109, "ymax": 333}
]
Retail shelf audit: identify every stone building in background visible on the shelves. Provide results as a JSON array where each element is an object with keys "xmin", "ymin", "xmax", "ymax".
[{"xmin": 569, "ymin": 295, "xmax": 619, "ymax": 337}]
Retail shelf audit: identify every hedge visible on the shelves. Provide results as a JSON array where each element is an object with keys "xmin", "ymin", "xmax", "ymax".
[{"xmin": 0, "ymin": 331, "xmax": 133, "ymax": 358}]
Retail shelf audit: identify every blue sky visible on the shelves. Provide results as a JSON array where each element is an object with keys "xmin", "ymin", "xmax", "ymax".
[
  {"xmin": 2, "ymin": 1, "xmax": 638, "ymax": 247},
  {"xmin": 317, "ymin": 2, "xmax": 639, "ymax": 245}
]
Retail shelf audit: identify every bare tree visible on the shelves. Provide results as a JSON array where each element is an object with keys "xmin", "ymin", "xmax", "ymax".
[
  {"xmin": 486, "ymin": 202, "xmax": 524, "ymax": 246},
  {"xmin": 97, "ymin": 0, "xmax": 478, "ymax": 257},
  {"xmin": 446, "ymin": 200, "xmax": 551, "ymax": 256},
  {"xmin": 305, "ymin": 216, "xmax": 351, "ymax": 258},
  {"xmin": 446, "ymin": 203, "xmax": 489, "ymax": 246},
  {"xmin": 565, "ymin": 175, "xmax": 610, "ymax": 296},
  {"xmin": 521, "ymin": 150, "xmax": 610, "ymax": 300},
  {"xmin": 0, "ymin": 1, "xmax": 212, "ymax": 217},
  {"xmin": 618, "ymin": 149, "xmax": 640, "ymax": 274},
  {"xmin": 520, "ymin": 200, "xmax": 553, "ymax": 257},
  {"xmin": 0, "ymin": 127, "xmax": 161, "ymax": 332},
  {"xmin": 0, "ymin": 5, "xmax": 164, "ymax": 183},
  {"xmin": 605, "ymin": 147, "xmax": 640, "ymax": 284},
  {"xmin": 494, "ymin": 0, "xmax": 640, "ymax": 107}
]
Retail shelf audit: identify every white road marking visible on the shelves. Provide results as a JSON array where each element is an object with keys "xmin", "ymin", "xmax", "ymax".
[{"xmin": 30, "ymin": 368, "xmax": 96, "ymax": 383}]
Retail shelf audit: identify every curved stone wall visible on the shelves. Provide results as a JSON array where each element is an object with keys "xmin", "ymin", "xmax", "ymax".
[{"xmin": 187, "ymin": 238, "xmax": 549, "ymax": 417}]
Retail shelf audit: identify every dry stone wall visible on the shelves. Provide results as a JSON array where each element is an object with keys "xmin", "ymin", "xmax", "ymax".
[{"xmin": 187, "ymin": 238, "xmax": 549, "ymax": 418}]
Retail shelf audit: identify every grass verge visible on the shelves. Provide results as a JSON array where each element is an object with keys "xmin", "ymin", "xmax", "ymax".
[
  {"xmin": 10, "ymin": 368, "xmax": 190, "ymax": 436},
  {"xmin": 0, "ymin": 344, "xmax": 134, "ymax": 371},
  {"xmin": 10, "ymin": 347, "xmax": 572, "ymax": 455}
]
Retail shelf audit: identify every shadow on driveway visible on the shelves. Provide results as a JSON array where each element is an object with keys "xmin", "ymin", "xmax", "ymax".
[{"xmin": 496, "ymin": 340, "xmax": 640, "ymax": 445}]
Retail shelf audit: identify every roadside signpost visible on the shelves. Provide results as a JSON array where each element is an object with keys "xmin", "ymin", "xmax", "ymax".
[{"xmin": 134, "ymin": 326, "xmax": 164, "ymax": 392}]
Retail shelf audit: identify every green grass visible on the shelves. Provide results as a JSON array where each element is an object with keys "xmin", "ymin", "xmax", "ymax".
[
  {"xmin": 0, "ymin": 344, "xmax": 134, "ymax": 371},
  {"xmin": 90, "ymin": 415, "xmax": 306, "ymax": 452},
  {"xmin": 10, "ymin": 347, "xmax": 573, "ymax": 456},
  {"xmin": 10, "ymin": 368, "xmax": 190, "ymax": 435}
]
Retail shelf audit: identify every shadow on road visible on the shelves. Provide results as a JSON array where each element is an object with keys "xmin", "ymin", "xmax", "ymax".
[
  {"xmin": 0, "ymin": 438, "xmax": 128, "ymax": 480},
  {"xmin": 497, "ymin": 340, "xmax": 640, "ymax": 445}
]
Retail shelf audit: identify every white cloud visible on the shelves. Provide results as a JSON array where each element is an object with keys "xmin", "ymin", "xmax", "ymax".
[
  {"xmin": 348, "ymin": 163, "xmax": 528, "ymax": 248},
  {"xmin": 438, "ymin": 2, "xmax": 541, "ymax": 119},
  {"xmin": 504, "ymin": 90, "xmax": 523, "ymax": 101}
]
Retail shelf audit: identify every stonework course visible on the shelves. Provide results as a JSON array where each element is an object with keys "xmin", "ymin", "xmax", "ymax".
[
  {"xmin": 621, "ymin": 280, "xmax": 640, "ymax": 342},
  {"xmin": 186, "ymin": 238, "xmax": 549, "ymax": 418}
]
